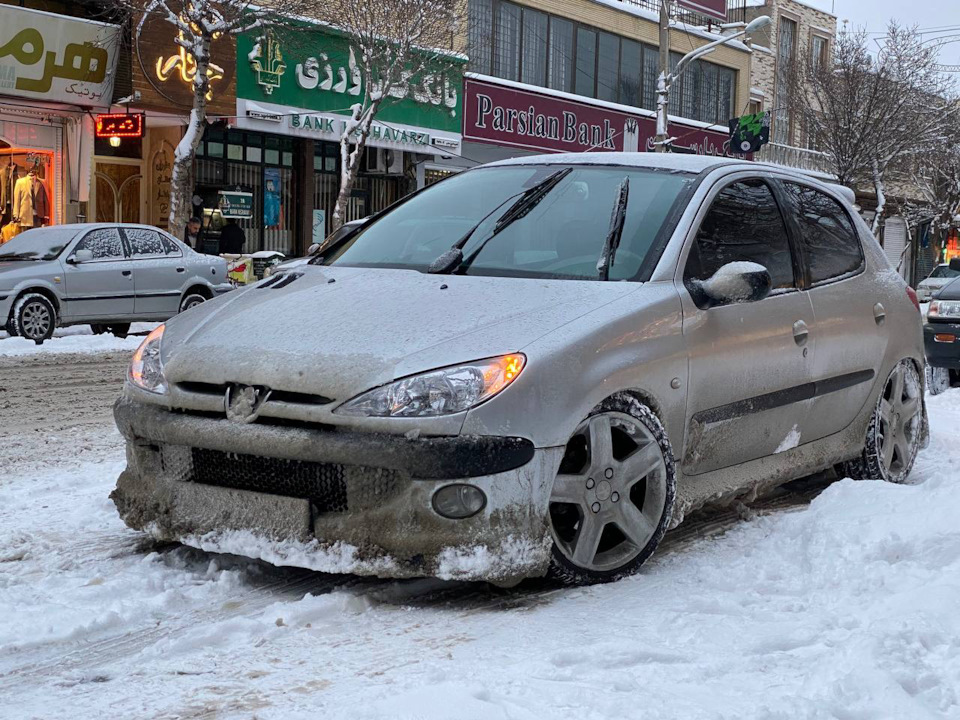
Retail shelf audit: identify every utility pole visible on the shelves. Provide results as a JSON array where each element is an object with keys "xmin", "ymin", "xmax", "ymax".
[{"xmin": 655, "ymin": 0, "xmax": 671, "ymax": 153}]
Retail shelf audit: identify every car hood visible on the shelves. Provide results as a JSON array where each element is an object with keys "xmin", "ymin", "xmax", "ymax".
[
  {"xmin": 160, "ymin": 265, "xmax": 640, "ymax": 402},
  {"xmin": 935, "ymin": 276, "xmax": 960, "ymax": 300},
  {"xmin": 919, "ymin": 277, "xmax": 952, "ymax": 288}
]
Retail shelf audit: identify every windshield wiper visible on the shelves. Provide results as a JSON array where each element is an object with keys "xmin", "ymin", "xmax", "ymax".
[
  {"xmin": 0, "ymin": 253, "xmax": 41, "ymax": 261},
  {"xmin": 428, "ymin": 167, "xmax": 573, "ymax": 275},
  {"xmin": 597, "ymin": 177, "xmax": 630, "ymax": 281}
]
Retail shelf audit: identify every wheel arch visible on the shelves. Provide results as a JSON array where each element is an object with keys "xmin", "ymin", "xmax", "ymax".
[
  {"xmin": 182, "ymin": 283, "xmax": 213, "ymax": 301},
  {"xmin": 10, "ymin": 285, "xmax": 61, "ymax": 320}
]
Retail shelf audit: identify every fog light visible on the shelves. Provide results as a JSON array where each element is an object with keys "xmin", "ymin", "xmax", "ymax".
[{"xmin": 432, "ymin": 484, "xmax": 486, "ymax": 519}]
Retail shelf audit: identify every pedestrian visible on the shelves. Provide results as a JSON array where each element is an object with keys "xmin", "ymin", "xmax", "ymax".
[
  {"xmin": 219, "ymin": 217, "xmax": 246, "ymax": 255},
  {"xmin": 184, "ymin": 217, "xmax": 204, "ymax": 250}
]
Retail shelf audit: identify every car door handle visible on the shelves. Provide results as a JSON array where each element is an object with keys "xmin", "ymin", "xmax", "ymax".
[
  {"xmin": 793, "ymin": 320, "xmax": 809, "ymax": 347},
  {"xmin": 176, "ymin": 267, "xmax": 185, "ymax": 273},
  {"xmin": 874, "ymin": 303, "xmax": 886, "ymax": 325},
  {"xmin": 121, "ymin": 270, "xmax": 132, "ymax": 277}
]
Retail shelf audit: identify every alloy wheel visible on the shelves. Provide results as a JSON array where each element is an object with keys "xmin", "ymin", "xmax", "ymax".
[
  {"xmin": 21, "ymin": 301, "xmax": 51, "ymax": 340},
  {"xmin": 877, "ymin": 362, "xmax": 922, "ymax": 477},
  {"xmin": 549, "ymin": 412, "xmax": 668, "ymax": 573}
]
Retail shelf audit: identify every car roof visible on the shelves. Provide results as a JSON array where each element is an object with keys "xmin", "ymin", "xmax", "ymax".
[
  {"xmin": 26, "ymin": 223, "xmax": 172, "ymax": 234},
  {"xmin": 485, "ymin": 152, "xmax": 745, "ymax": 173}
]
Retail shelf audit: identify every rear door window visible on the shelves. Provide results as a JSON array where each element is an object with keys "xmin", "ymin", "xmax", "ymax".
[
  {"xmin": 74, "ymin": 228, "xmax": 125, "ymax": 260},
  {"xmin": 781, "ymin": 182, "xmax": 863, "ymax": 284},
  {"xmin": 124, "ymin": 228, "xmax": 167, "ymax": 257},
  {"xmin": 685, "ymin": 179, "xmax": 796, "ymax": 291}
]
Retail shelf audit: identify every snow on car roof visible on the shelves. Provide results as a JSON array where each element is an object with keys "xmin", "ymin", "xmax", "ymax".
[{"xmin": 485, "ymin": 152, "xmax": 751, "ymax": 173}]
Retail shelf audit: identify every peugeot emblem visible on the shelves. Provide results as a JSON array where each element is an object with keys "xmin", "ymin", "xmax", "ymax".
[{"xmin": 225, "ymin": 384, "xmax": 272, "ymax": 423}]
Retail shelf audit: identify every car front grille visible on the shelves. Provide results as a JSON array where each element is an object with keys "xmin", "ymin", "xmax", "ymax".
[{"xmin": 188, "ymin": 447, "xmax": 349, "ymax": 513}]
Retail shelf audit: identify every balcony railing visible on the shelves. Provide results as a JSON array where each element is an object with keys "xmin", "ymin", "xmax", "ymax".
[
  {"xmin": 615, "ymin": 0, "xmax": 748, "ymax": 28},
  {"xmin": 756, "ymin": 142, "xmax": 835, "ymax": 176}
]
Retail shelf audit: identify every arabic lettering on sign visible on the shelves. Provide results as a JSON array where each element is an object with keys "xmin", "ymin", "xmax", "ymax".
[
  {"xmin": 152, "ymin": 147, "xmax": 172, "ymax": 229},
  {"xmin": 156, "ymin": 31, "xmax": 225, "ymax": 102},
  {"xmin": 0, "ymin": 7, "xmax": 119, "ymax": 106}
]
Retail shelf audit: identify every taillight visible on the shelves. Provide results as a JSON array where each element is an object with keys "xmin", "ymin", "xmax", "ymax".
[{"xmin": 906, "ymin": 286, "xmax": 920, "ymax": 312}]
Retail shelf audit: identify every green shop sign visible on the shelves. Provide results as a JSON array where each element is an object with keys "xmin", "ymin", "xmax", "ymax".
[
  {"xmin": 236, "ymin": 26, "xmax": 464, "ymax": 135},
  {"xmin": 218, "ymin": 190, "xmax": 253, "ymax": 219}
]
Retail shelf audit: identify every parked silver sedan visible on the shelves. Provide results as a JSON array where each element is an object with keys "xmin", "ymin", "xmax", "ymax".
[
  {"xmin": 0, "ymin": 223, "xmax": 231, "ymax": 343},
  {"xmin": 112, "ymin": 154, "xmax": 928, "ymax": 586}
]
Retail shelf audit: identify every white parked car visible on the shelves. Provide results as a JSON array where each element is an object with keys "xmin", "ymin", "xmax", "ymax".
[{"xmin": 916, "ymin": 263, "xmax": 960, "ymax": 302}]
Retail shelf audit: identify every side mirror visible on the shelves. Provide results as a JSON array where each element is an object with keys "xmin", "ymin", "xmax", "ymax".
[
  {"xmin": 697, "ymin": 262, "xmax": 772, "ymax": 308},
  {"xmin": 68, "ymin": 249, "xmax": 94, "ymax": 264},
  {"xmin": 307, "ymin": 243, "xmax": 321, "ymax": 255},
  {"xmin": 950, "ymin": 258, "xmax": 960, "ymax": 272}
]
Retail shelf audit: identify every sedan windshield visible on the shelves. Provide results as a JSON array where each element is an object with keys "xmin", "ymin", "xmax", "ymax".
[
  {"xmin": 929, "ymin": 265, "xmax": 960, "ymax": 280},
  {"xmin": 320, "ymin": 165, "xmax": 693, "ymax": 281},
  {"xmin": 0, "ymin": 227, "xmax": 77, "ymax": 261}
]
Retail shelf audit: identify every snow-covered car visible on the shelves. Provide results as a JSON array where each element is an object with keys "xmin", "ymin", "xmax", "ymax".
[
  {"xmin": 924, "ymin": 261, "xmax": 960, "ymax": 394},
  {"xmin": 916, "ymin": 262, "xmax": 960, "ymax": 302},
  {"xmin": 0, "ymin": 223, "xmax": 231, "ymax": 344},
  {"xmin": 112, "ymin": 153, "xmax": 929, "ymax": 586}
]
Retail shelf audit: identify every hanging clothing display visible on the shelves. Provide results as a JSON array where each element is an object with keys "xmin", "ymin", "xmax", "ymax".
[
  {"xmin": 12, "ymin": 172, "xmax": 49, "ymax": 227},
  {"xmin": 1, "ymin": 221, "xmax": 19, "ymax": 243},
  {"xmin": 0, "ymin": 163, "xmax": 18, "ymax": 209}
]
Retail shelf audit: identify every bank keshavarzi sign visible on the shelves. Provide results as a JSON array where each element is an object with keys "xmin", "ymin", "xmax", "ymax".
[
  {"xmin": 0, "ymin": 5, "xmax": 120, "ymax": 106},
  {"xmin": 463, "ymin": 77, "xmax": 733, "ymax": 156},
  {"xmin": 236, "ymin": 26, "xmax": 464, "ymax": 135}
]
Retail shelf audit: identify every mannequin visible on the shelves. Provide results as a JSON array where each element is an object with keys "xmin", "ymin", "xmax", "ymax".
[{"xmin": 13, "ymin": 164, "xmax": 48, "ymax": 227}]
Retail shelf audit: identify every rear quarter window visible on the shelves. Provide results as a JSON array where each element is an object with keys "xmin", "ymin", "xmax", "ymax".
[{"xmin": 782, "ymin": 182, "xmax": 863, "ymax": 285}]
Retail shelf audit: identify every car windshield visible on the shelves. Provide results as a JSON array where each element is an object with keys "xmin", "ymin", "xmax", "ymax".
[
  {"xmin": 320, "ymin": 165, "xmax": 693, "ymax": 281},
  {"xmin": 0, "ymin": 227, "xmax": 76, "ymax": 260},
  {"xmin": 929, "ymin": 265, "xmax": 960, "ymax": 279}
]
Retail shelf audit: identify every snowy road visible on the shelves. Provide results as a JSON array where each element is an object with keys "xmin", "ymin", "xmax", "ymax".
[{"xmin": 1, "ymin": 352, "xmax": 959, "ymax": 719}]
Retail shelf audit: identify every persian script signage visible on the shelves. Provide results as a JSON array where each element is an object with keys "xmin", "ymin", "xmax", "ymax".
[
  {"xmin": 677, "ymin": 0, "xmax": 727, "ymax": 22},
  {"xmin": 0, "ymin": 6, "xmax": 120, "ymax": 106},
  {"xmin": 236, "ymin": 25, "xmax": 464, "ymax": 135},
  {"xmin": 463, "ymin": 77, "xmax": 734, "ymax": 156}
]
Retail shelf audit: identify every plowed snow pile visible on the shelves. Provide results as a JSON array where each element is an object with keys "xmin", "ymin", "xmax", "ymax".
[{"xmin": 1, "ymin": 391, "xmax": 958, "ymax": 719}]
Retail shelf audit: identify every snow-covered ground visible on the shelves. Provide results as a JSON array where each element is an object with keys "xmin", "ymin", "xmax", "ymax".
[
  {"xmin": 2, "ymin": 385, "xmax": 959, "ymax": 718},
  {"xmin": 0, "ymin": 323, "xmax": 157, "ymax": 357}
]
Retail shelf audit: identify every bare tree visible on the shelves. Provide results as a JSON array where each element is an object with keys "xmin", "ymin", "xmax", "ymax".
[
  {"xmin": 313, "ymin": 0, "xmax": 466, "ymax": 229},
  {"xmin": 802, "ymin": 23, "xmax": 959, "ymax": 235},
  {"xmin": 110, "ymin": 0, "xmax": 319, "ymax": 240},
  {"xmin": 904, "ymin": 124, "xmax": 960, "ymax": 259}
]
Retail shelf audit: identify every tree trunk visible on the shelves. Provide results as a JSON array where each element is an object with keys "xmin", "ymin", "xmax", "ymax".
[
  {"xmin": 871, "ymin": 160, "xmax": 886, "ymax": 238},
  {"xmin": 168, "ymin": 36, "xmax": 211, "ymax": 242},
  {"xmin": 333, "ymin": 100, "xmax": 381, "ymax": 231}
]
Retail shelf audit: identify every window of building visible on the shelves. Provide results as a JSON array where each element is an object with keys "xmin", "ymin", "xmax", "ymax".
[
  {"xmin": 597, "ymin": 32, "xmax": 620, "ymax": 103},
  {"xmin": 468, "ymin": 0, "xmax": 494, "ymax": 75},
  {"xmin": 642, "ymin": 46, "xmax": 659, "ymax": 111},
  {"xmin": 521, "ymin": 7, "xmax": 548, "ymax": 87},
  {"xmin": 493, "ymin": 1, "xmax": 521, "ymax": 81},
  {"xmin": 575, "ymin": 27, "xmax": 597, "ymax": 97},
  {"xmin": 548, "ymin": 17, "xmax": 574, "ymax": 93},
  {"xmin": 619, "ymin": 38, "xmax": 642, "ymax": 108},
  {"xmin": 811, "ymin": 34, "xmax": 828, "ymax": 72},
  {"xmin": 782, "ymin": 182, "xmax": 863, "ymax": 284},
  {"xmin": 774, "ymin": 16, "xmax": 797, "ymax": 144}
]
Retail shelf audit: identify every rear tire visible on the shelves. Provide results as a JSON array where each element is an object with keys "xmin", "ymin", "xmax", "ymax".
[
  {"xmin": 107, "ymin": 323, "xmax": 130, "ymax": 338},
  {"xmin": 547, "ymin": 394, "xmax": 676, "ymax": 586},
  {"xmin": 179, "ymin": 292, "xmax": 207, "ymax": 313},
  {"xmin": 12, "ymin": 293, "xmax": 56, "ymax": 345},
  {"xmin": 926, "ymin": 365, "xmax": 950, "ymax": 396},
  {"xmin": 90, "ymin": 324, "xmax": 108, "ymax": 335},
  {"xmin": 846, "ymin": 360, "xmax": 923, "ymax": 484}
]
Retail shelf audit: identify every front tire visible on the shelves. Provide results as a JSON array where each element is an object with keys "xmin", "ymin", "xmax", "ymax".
[
  {"xmin": 12, "ymin": 293, "xmax": 56, "ymax": 345},
  {"xmin": 846, "ymin": 360, "xmax": 923, "ymax": 484},
  {"xmin": 547, "ymin": 394, "xmax": 676, "ymax": 585}
]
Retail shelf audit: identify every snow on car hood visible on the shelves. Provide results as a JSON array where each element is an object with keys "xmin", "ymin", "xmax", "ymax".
[{"xmin": 160, "ymin": 265, "xmax": 639, "ymax": 402}]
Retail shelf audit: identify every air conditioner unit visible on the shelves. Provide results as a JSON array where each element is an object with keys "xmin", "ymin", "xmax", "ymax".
[{"xmin": 364, "ymin": 148, "xmax": 404, "ymax": 175}]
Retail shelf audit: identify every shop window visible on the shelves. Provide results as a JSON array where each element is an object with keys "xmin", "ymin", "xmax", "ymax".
[
  {"xmin": 282, "ymin": 152, "xmax": 293, "ymax": 167},
  {"xmin": 575, "ymin": 27, "xmax": 596, "ymax": 97},
  {"xmin": 619, "ymin": 39, "xmax": 642, "ymax": 108},
  {"xmin": 246, "ymin": 146, "xmax": 262, "ymax": 163},
  {"xmin": 265, "ymin": 148, "xmax": 280, "ymax": 165},
  {"xmin": 493, "ymin": 1, "xmax": 521, "ymax": 81},
  {"xmin": 521, "ymin": 8, "xmax": 547, "ymax": 87},
  {"xmin": 207, "ymin": 141, "xmax": 224, "ymax": 158},
  {"xmin": 227, "ymin": 144, "xmax": 243, "ymax": 161},
  {"xmin": 597, "ymin": 32, "xmax": 619, "ymax": 103},
  {"xmin": 547, "ymin": 17, "xmax": 574, "ymax": 93}
]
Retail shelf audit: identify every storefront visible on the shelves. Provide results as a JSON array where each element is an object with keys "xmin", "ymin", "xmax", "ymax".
[
  {"xmin": 461, "ymin": 74, "xmax": 736, "ymax": 162},
  {"xmin": 225, "ymin": 23, "xmax": 466, "ymax": 256},
  {"xmin": 0, "ymin": 5, "xmax": 120, "ymax": 235}
]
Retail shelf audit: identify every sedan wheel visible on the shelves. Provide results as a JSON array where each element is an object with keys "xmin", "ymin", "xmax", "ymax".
[
  {"xmin": 548, "ymin": 395, "xmax": 675, "ymax": 585},
  {"xmin": 13, "ymin": 293, "xmax": 56, "ymax": 345},
  {"xmin": 847, "ymin": 360, "xmax": 923, "ymax": 483},
  {"xmin": 179, "ymin": 293, "xmax": 207, "ymax": 313},
  {"xmin": 926, "ymin": 365, "xmax": 950, "ymax": 396}
]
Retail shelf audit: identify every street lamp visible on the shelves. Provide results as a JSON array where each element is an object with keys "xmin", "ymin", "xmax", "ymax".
[{"xmin": 654, "ymin": 9, "xmax": 772, "ymax": 152}]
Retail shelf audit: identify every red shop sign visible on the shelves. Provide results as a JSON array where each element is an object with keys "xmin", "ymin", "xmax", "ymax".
[
  {"xmin": 463, "ymin": 77, "xmax": 733, "ymax": 157},
  {"xmin": 677, "ymin": 0, "xmax": 727, "ymax": 22}
]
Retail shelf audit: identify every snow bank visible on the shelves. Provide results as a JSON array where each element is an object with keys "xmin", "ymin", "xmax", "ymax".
[{"xmin": 0, "ymin": 323, "xmax": 158, "ymax": 357}]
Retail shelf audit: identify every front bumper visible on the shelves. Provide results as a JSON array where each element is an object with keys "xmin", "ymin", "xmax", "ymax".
[
  {"xmin": 112, "ymin": 396, "xmax": 562, "ymax": 583},
  {"xmin": 924, "ymin": 321, "xmax": 960, "ymax": 369}
]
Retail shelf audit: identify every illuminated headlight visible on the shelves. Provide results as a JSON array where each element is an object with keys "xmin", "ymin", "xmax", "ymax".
[
  {"xmin": 129, "ymin": 324, "xmax": 167, "ymax": 394},
  {"xmin": 929, "ymin": 300, "xmax": 960, "ymax": 320},
  {"xmin": 336, "ymin": 354, "xmax": 526, "ymax": 418}
]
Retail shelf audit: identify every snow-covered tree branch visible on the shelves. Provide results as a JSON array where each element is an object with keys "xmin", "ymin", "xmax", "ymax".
[
  {"xmin": 311, "ymin": 0, "xmax": 466, "ymax": 229},
  {"xmin": 108, "ymin": 0, "xmax": 322, "ymax": 240}
]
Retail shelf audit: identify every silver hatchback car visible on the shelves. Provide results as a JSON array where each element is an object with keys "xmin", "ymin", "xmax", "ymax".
[
  {"xmin": 0, "ymin": 223, "xmax": 231, "ymax": 344},
  {"xmin": 112, "ymin": 154, "xmax": 928, "ymax": 586}
]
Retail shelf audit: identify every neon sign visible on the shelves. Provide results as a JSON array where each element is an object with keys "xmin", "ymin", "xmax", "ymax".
[{"xmin": 95, "ymin": 113, "xmax": 145, "ymax": 138}]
